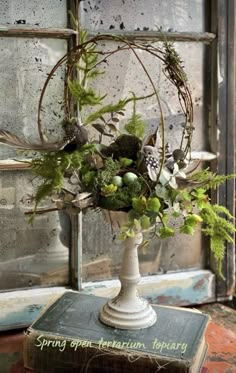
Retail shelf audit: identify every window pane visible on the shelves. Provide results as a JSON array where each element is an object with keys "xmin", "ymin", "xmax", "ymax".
[
  {"xmin": 83, "ymin": 41, "xmax": 208, "ymax": 150},
  {"xmin": 0, "ymin": 170, "xmax": 70, "ymax": 291},
  {"xmin": 81, "ymin": 40, "xmax": 208, "ymax": 281},
  {"xmin": 0, "ymin": 38, "xmax": 67, "ymax": 160},
  {"xmin": 81, "ymin": 0, "xmax": 207, "ymax": 32},
  {"xmin": 0, "ymin": 0, "xmax": 67, "ymax": 28}
]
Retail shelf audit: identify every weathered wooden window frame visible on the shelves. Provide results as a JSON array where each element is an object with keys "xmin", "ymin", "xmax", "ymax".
[
  {"xmin": 0, "ymin": 0, "xmax": 235, "ymax": 331},
  {"xmin": 0, "ymin": 0, "xmax": 79, "ymax": 331},
  {"xmin": 79, "ymin": 0, "xmax": 235, "ymax": 305}
]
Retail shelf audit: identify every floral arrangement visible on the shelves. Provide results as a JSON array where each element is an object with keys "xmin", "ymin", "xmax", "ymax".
[{"xmin": 0, "ymin": 31, "xmax": 235, "ymax": 277}]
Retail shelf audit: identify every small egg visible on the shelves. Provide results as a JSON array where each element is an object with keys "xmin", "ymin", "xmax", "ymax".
[
  {"xmin": 112, "ymin": 176, "xmax": 123, "ymax": 187},
  {"xmin": 123, "ymin": 172, "xmax": 138, "ymax": 185}
]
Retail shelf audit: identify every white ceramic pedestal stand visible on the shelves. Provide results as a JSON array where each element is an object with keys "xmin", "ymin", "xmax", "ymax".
[{"xmin": 99, "ymin": 211, "xmax": 157, "ymax": 330}]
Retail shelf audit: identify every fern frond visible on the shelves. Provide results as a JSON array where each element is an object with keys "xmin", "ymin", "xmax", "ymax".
[
  {"xmin": 68, "ymin": 80, "xmax": 106, "ymax": 109},
  {"xmin": 200, "ymin": 202, "xmax": 236, "ymax": 278},
  {"xmin": 212, "ymin": 204, "xmax": 234, "ymax": 219},
  {"xmin": 84, "ymin": 99, "xmax": 128, "ymax": 124},
  {"xmin": 68, "ymin": 10, "xmax": 79, "ymax": 31},
  {"xmin": 34, "ymin": 182, "xmax": 56, "ymax": 206},
  {"xmin": 209, "ymin": 236, "xmax": 225, "ymax": 278},
  {"xmin": 189, "ymin": 169, "xmax": 236, "ymax": 190},
  {"xmin": 86, "ymin": 69, "xmax": 105, "ymax": 79},
  {"xmin": 124, "ymin": 94, "xmax": 145, "ymax": 139}
]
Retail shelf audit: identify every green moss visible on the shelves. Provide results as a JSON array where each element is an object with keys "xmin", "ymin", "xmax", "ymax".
[{"xmin": 99, "ymin": 179, "xmax": 144, "ymax": 210}]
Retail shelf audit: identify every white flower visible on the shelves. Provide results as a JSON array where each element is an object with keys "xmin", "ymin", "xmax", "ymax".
[{"xmin": 159, "ymin": 163, "xmax": 187, "ymax": 189}]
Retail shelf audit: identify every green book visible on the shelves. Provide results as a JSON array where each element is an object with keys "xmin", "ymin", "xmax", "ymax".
[{"xmin": 24, "ymin": 292, "xmax": 209, "ymax": 373}]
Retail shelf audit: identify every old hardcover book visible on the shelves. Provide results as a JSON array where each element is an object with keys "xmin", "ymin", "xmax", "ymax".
[{"xmin": 24, "ymin": 292, "xmax": 209, "ymax": 373}]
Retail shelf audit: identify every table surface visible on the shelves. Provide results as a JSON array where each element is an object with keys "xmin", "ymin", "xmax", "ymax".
[{"xmin": 200, "ymin": 303, "xmax": 236, "ymax": 373}]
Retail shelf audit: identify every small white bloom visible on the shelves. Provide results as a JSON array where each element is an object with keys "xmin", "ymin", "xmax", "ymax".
[{"xmin": 159, "ymin": 163, "xmax": 187, "ymax": 189}]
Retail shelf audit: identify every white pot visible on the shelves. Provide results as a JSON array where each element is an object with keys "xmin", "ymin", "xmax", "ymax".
[{"xmin": 99, "ymin": 211, "xmax": 157, "ymax": 330}]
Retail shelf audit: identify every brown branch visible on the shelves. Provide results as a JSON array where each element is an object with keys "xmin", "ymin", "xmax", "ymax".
[{"xmin": 25, "ymin": 207, "xmax": 60, "ymax": 215}]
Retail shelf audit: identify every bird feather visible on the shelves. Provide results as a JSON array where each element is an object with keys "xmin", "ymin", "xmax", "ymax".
[{"xmin": 0, "ymin": 130, "xmax": 71, "ymax": 151}]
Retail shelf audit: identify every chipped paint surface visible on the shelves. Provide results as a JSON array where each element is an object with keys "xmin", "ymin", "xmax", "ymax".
[
  {"xmin": 0, "ymin": 287, "xmax": 67, "ymax": 330},
  {"xmin": 84, "ymin": 269, "xmax": 215, "ymax": 306}
]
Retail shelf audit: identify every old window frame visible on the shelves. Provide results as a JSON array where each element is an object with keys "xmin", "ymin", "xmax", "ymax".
[
  {"xmin": 0, "ymin": 0, "xmax": 78, "ymax": 331},
  {"xmin": 79, "ymin": 0, "xmax": 235, "ymax": 304},
  {"xmin": 0, "ymin": 0, "xmax": 235, "ymax": 331}
]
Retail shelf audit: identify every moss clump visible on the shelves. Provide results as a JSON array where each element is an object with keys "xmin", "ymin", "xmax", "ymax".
[{"xmin": 99, "ymin": 179, "xmax": 144, "ymax": 210}]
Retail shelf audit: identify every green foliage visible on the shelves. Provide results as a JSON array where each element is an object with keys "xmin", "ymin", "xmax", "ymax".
[
  {"xmin": 79, "ymin": 43, "xmax": 105, "ymax": 85},
  {"xmin": 140, "ymin": 215, "xmax": 151, "ymax": 229},
  {"xmin": 68, "ymin": 10, "xmax": 79, "ymax": 31},
  {"xmin": 190, "ymin": 188, "xmax": 209, "ymax": 209},
  {"xmin": 84, "ymin": 99, "xmax": 128, "ymax": 124},
  {"xmin": 132, "ymin": 196, "xmax": 147, "ymax": 214},
  {"xmin": 200, "ymin": 203, "xmax": 236, "ymax": 277},
  {"xmin": 30, "ymin": 145, "xmax": 96, "ymax": 206},
  {"xmin": 124, "ymin": 95, "xmax": 145, "ymax": 139},
  {"xmin": 68, "ymin": 80, "xmax": 106, "ymax": 110},
  {"xmin": 82, "ymin": 170, "xmax": 96, "ymax": 186},
  {"xmin": 67, "ymin": 30, "xmax": 106, "ymax": 116},
  {"xmin": 189, "ymin": 169, "xmax": 236, "ymax": 190},
  {"xmin": 159, "ymin": 226, "xmax": 175, "ymax": 239},
  {"xmin": 119, "ymin": 157, "xmax": 133, "ymax": 167},
  {"xmin": 99, "ymin": 180, "xmax": 143, "ymax": 211},
  {"xmin": 101, "ymin": 184, "xmax": 118, "ymax": 196},
  {"xmin": 95, "ymin": 157, "xmax": 121, "ymax": 187},
  {"xmin": 25, "ymin": 32, "xmax": 235, "ymax": 277},
  {"xmin": 163, "ymin": 40, "xmax": 187, "ymax": 83},
  {"xmin": 147, "ymin": 197, "xmax": 161, "ymax": 213},
  {"xmin": 79, "ymin": 29, "xmax": 89, "ymax": 44},
  {"xmin": 30, "ymin": 153, "xmax": 65, "ymax": 206},
  {"xmin": 118, "ymin": 219, "xmax": 141, "ymax": 239}
]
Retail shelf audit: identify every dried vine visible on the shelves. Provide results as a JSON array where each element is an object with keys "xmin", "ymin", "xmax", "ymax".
[{"xmin": 37, "ymin": 33, "xmax": 193, "ymax": 163}]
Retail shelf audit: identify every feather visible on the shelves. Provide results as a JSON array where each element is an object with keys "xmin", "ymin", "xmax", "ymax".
[
  {"xmin": 141, "ymin": 129, "xmax": 161, "ymax": 149},
  {"xmin": 0, "ymin": 130, "xmax": 72, "ymax": 151},
  {"xmin": 142, "ymin": 145, "xmax": 161, "ymax": 181},
  {"xmin": 147, "ymin": 164, "xmax": 159, "ymax": 181}
]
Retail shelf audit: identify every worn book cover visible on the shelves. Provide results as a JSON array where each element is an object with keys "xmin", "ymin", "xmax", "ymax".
[{"xmin": 24, "ymin": 292, "xmax": 209, "ymax": 373}]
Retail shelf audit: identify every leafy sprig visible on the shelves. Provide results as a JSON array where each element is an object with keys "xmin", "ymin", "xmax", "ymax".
[{"xmin": 124, "ymin": 93, "xmax": 145, "ymax": 139}]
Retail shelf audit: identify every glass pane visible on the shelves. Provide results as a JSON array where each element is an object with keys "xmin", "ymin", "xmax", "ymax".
[
  {"xmin": 81, "ymin": 40, "xmax": 208, "ymax": 281},
  {"xmin": 0, "ymin": 38, "xmax": 67, "ymax": 160},
  {"xmin": 0, "ymin": 170, "xmax": 70, "ymax": 291},
  {"xmin": 0, "ymin": 0, "xmax": 67, "ymax": 28},
  {"xmin": 81, "ymin": 0, "xmax": 207, "ymax": 33},
  {"xmin": 83, "ymin": 41, "xmax": 207, "ymax": 150}
]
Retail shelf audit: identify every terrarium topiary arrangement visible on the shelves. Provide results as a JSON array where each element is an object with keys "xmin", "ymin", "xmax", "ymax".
[{"xmin": 0, "ymin": 31, "xmax": 235, "ymax": 329}]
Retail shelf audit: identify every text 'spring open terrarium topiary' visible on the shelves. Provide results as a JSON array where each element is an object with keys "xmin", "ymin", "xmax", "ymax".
[{"xmin": 0, "ymin": 31, "xmax": 235, "ymax": 329}]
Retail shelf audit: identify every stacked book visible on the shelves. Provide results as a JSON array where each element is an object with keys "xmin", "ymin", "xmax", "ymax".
[{"xmin": 24, "ymin": 292, "xmax": 209, "ymax": 372}]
